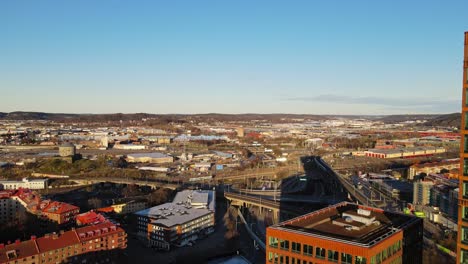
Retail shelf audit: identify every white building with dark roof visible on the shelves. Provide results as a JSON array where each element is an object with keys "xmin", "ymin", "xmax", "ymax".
[
  {"xmin": 135, "ymin": 190, "xmax": 215, "ymax": 250},
  {"xmin": 0, "ymin": 178, "xmax": 48, "ymax": 190},
  {"xmin": 126, "ymin": 152, "xmax": 173, "ymax": 163}
]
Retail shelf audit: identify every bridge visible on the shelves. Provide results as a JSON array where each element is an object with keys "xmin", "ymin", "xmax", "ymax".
[
  {"xmin": 224, "ymin": 191, "xmax": 307, "ymax": 222},
  {"xmin": 224, "ymin": 156, "xmax": 403, "ymax": 228},
  {"xmin": 73, "ymin": 177, "xmax": 180, "ymax": 190},
  {"xmin": 215, "ymin": 166, "xmax": 301, "ymax": 182},
  {"xmin": 224, "ymin": 157, "xmax": 349, "ymax": 224},
  {"xmin": 314, "ymin": 157, "xmax": 401, "ymax": 211}
]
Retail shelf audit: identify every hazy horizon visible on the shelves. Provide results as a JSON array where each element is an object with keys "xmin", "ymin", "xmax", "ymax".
[{"xmin": 0, "ymin": 110, "xmax": 460, "ymax": 117}]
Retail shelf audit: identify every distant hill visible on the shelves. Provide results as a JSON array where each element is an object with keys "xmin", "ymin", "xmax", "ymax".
[
  {"xmin": 376, "ymin": 114, "xmax": 440, "ymax": 123},
  {"xmin": 0, "ymin": 112, "xmax": 461, "ymax": 127},
  {"xmin": 423, "ymin": 113, "xmax": 461, "ymax": 128},
  {"xmin": 0, "ymin": 112, "xmax": 327, "ymax": 123}
]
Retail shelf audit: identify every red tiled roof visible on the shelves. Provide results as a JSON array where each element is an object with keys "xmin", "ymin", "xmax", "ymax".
[
  {"xmin": 76, "ymin": 222, "xmax": 123, "ymax": 242},
  {"xmin": 42, "ymin": 201, "xmax": 79, "ymax": 215},
  {"xmin": 411, "ymin": 160, "xmax": 459, "ymax": 169},
  {"xmin": 0, "ymin": 240, "xmax": 39, "ymax": 263},
  {"xmin": 0, "ymin": 190, "xmax": 14, "ymax": 199},
  {"xmin": 0, "ymin": 223, "xmax": 126, "ymax": 262},
  {"xmin": 96, "ymin": 207, "xmax": 114, "ymax": 213},
  {"xmin": 35, "ymin": 231, "xmax": 79, "ymax": 253},
  {"xmin": 76, "ymin": 211, "xmax": 107, "ymax": 226}
]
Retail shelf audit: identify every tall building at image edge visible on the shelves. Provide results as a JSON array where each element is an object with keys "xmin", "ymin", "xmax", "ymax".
[
  {"xmin": 458, "ymin": 31, "xmax": 468, "ymax": 264},
  {"xmin": 266, "ymin": 202, "xmax": 422, "ymax": 264}
]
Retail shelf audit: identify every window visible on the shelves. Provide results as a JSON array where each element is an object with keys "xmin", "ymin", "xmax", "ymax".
[
  {"xmin": 393, "ymin": 240, "xmax": 401, "ymax": 254},
  {"xmin": 376, "ymin": 252, "xmax": 381, "ymax": 264},
  {"xmin": 464, "ymin": 182, "xmax": 468, "ymax": 198},
  {"xmin": 465, "ymin": 113, "xmax": 468, "ymax": 130},
  {"xmin": 315, "ymin": 247, "xmax": 325, "ymax": 259},
  {"xmin": 341, "ymin": 253, "xmax": 352, "ymax": 264},
  {"xmin": 465, "ymin": 135, "xmax": 468, "ymax": 153},
  {"xmin": 280, "ymin": 239, "xmax": 289, "ymax": 251},
  {"xmin": 269, "ymin": 237, "xmax": 279, "ymax": 248},
  {"xmin": 292, "ymin": 242, "xmax": 301, "ymax": 254},
  {"xmin": 355, "ymin": 256, "xmax": 367, "ymax": 264},
  {"xmin": 302, "ymin": 244, "xmax": 312, "ymax": 256},
  {"xmin": 464, "ymin": 207, "xmax": 468, "ymax": 221},
  {"xmin": 462, "ymin": 226, "xmax": 468, "ymax": 244},
  {"xmin": 328, "ymin": 250, "xmax": 339, "ymax": 262},
  {"xmin": 269, "ymin": 252, "xmax": 273, "ymax": 262},
  {"xmin": 464, "ymin": 159, "xmax": 468, "ymax": 176},
  {"xmin": 461, "ymin": 249, "xmax": 468, "ymax": 264},
  {"xmin": 382, "ymin": 248, "xmax": 387, "ymax": 260},
  {"xmin": 274, "ymin": 253, "xmax": 279, "ymax": 264}
]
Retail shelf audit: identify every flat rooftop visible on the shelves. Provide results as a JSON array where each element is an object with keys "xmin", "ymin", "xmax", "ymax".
[
  {"xmin": 135, "ymin": 190, "xmax": 215, "ymax": 228},
  {"xmin": 271, "ymin": 202, "xmax": 418, "ymax": 247},
  {"xmin": 127, "ymin": 152, "xmax": 170, "ymax": 158}
]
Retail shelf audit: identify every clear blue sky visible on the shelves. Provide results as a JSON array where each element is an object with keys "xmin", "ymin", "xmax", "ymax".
[{"xmin": 1, "ymin": 1, "xmax": 467, "ymax": 115}]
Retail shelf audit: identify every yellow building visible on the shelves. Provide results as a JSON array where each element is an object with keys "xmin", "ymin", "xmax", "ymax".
[{"xmin": 111, "ymin": 199, "xmax": 147, "ymax": 214}]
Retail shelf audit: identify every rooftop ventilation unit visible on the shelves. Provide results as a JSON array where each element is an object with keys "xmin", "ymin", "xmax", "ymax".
[{"xmin": 357, "ymin": 209, "xmax": 371, "ymax": 216}]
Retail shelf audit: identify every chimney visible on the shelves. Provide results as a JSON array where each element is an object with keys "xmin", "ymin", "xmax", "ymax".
[
  {"xmin": 44, "ymin": 234, "xmax": 50, "ymax": 238},
  {"xmin": 0, "ymin": 244, "xmax": 4, "ymax": 249},
  {"xmin": 31, "ymin": 236, "xmax": 36, "ymax": 240},
  {"xmin": 15, "ymin": 239, "xmax": 20, "ymax": 245},
  {"xmin": 59, "ymin": 230, "xmax": 65, "ymax": 235}
]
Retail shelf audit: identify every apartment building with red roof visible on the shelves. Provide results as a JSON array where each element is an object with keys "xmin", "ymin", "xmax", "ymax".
[
  {"xmin": 0, "ymin": 222, "xmax": 127, "ymax": 264},
  {"xmin": 40, "ymin": 201, "xmax": 79, "ymax": 225},
  {"xmin": 76, "ymin": 211, "xmax": 107, "ymax": 226}
]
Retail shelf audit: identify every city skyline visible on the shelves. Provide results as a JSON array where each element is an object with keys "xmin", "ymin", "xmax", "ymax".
[{"xmin": 1, "ymin": 1, "xmax": 467, "ymax": 114}]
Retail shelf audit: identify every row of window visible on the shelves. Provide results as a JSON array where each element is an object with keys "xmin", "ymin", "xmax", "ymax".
[
  {"xmin": 268, "ymin": 237, "xmax": 402, "ymax": 264},
  {"xmin": 268, "ymin": 237, "xmax": 363, "ymax": 263},
  {"xmin": 369, "ymin": 240, "xmax": 402, "ymax": 264},
  {"xmin": 268, "ymin": 252, "xmax": 365, "ymax": 264}
]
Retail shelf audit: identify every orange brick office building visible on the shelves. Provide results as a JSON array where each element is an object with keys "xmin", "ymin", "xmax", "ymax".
[
  {"xmin": 266, "ymin": 202, "xmax": 422, "ymax": 264},
  {"xmin": 458, "ymin": 31, "xmax": 468, "ymax": 264}
]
